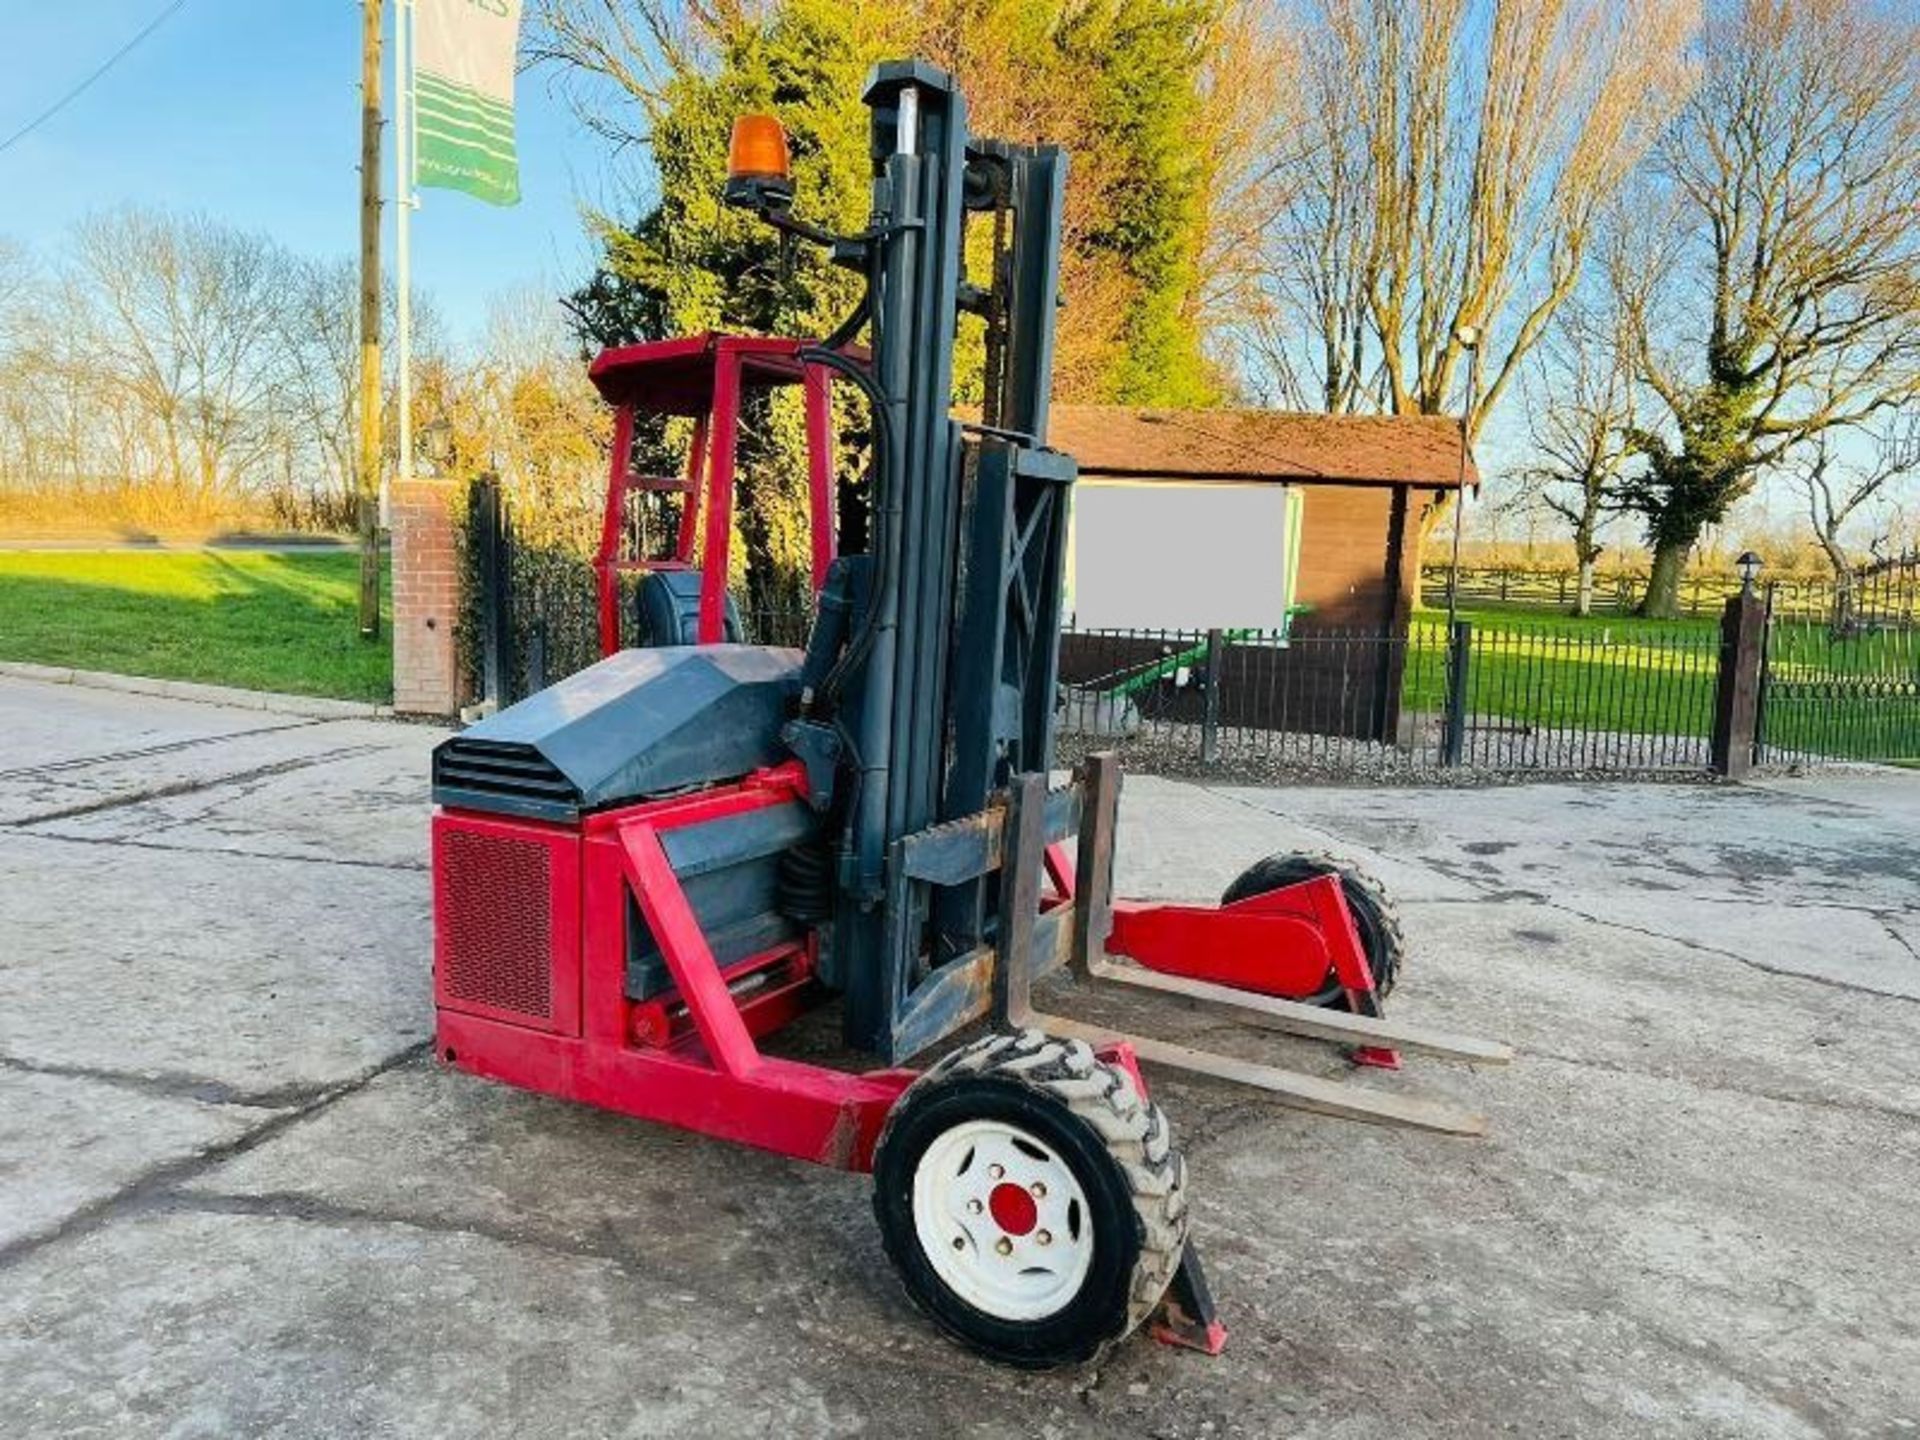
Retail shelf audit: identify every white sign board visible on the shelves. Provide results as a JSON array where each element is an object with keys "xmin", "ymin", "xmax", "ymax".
[{"xmin": 1068, "ymin": 481, "xmax": 1297, "ymax": 631}]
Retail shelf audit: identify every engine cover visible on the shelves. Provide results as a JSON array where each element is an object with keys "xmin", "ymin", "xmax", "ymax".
[{"xmin": 432, "ymin": 644, "xmax": 802, "ymax": 822}]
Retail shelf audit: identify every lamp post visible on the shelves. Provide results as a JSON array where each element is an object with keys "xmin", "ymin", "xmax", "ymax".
[
  {"xmin": 1439, "ymin": 324, "xmax": 1480, "ymax": 767},
  {"xmin": 419, "ymin": 415, "xmax": 454, "ymax": 476},
  {"xmin": 1445, "ymin": 324, "xmax": 1481, "ymax": 635},
  {"xmin": 1736, "ymin": 550, "xmax": 1763, "ymax": 597}
]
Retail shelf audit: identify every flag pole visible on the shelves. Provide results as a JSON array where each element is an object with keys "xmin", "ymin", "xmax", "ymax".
[
  {"xmin": 393, "ymin": 0, "xmax": 414, "ymax": 509},
  {"xmin": 356, "ymin": 0, "xmax": 384, "ymax": 640}
]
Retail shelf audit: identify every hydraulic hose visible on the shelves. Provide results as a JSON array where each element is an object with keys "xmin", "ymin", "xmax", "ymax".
[
  {"xmin": 817, "ymin": 291, "xmax": 870, "ymax": 355},
  {"xmin": 797, "ymin": 336, "xmax": 899, "ymax": 713}
]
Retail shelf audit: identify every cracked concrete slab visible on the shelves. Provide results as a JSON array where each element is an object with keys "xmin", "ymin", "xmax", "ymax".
[
  {"xmin": 1543, "ymin": 889, "xmax": 1920, "ymax": 998},
  {"xmin": 1748, "ymin": 771, "xmax": 1920, "ymax": 824},
  {"xmin": 0, "ymin": 831, "xmax": 433, "ymax": 1092},
  {"xmin": 2, "ymin": 675, "xmax": 1919, "ymax": 1437},
  {"xmin": 33, "ymin": 729, "xmax": 442, "ymax": 872},
  {"xmin": 1392, "ymin": 895, "xmax": 1920, "ymax": 1121},
  {"xmin": 1883, "ymin": 909, "xmax": 1920, "ymax": 962},
  {"xmin": 1194, "ymin": 1048, "xmax": 1920, "ymax": 1438},
  {"xmin": 0, "ymin": 1210, "xmax": 1054, "ymax": 1440},
  {"xmin": 164, "ymin": 952, "xmax": 1918, "ymax": 1439},
  {"xmin": 0, "ymin": 678, "xmax": 300, "ymax": 776},
  {"xmin": 1117, "ymin": 775, "xmax": 1477, "ymax": 902},
  {"xmin": 0, "ymin": 668, "xmax": 446, "ymax": 832},
  {"xmin": 0, "ymin": 719, "xmax": 372, "ymax": 827},
  {"xmin": 0, "ymin": 1066, "xmax": 253, "ymax": 1252},
  {"xmin": 1222, "ymin": 780, "xmax": 1908, "ymax": 894}
]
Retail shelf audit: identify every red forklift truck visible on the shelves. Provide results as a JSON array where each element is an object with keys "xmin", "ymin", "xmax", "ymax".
[{"xmin": 430, "ymin": 62, "xmax": 1508, "ymax": 1369}]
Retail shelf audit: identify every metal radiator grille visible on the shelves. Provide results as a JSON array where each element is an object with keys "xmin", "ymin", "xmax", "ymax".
[{"xmin": 439, "ymin": 829, "xmax": 553, "ymax": 1022}]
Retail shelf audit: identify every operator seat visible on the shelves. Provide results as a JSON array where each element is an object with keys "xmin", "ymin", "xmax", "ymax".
[{"xmin": 633, "ymin": 569, "xmax": 744, "ymax": 647}]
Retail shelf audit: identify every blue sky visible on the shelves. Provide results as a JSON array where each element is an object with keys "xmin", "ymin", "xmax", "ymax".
[{"xmin": 0, "ymin": 1, "xmax": 626, "ymax": 343}]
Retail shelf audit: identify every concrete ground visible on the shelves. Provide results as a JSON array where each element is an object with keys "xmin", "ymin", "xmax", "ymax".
[{"xmin": 1, "ymin": 675, "xmax": 1916, "ymax": 1439}]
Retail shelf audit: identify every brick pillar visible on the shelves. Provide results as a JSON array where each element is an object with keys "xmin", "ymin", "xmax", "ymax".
[{"xmin": 390, "ymin": 478, "xmax": 462, "ymax": 716}]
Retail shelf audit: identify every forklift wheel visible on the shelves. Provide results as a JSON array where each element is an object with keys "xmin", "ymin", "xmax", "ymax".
[
  {"xmin": 1220, "ymin": 852, "xmax": 1404, "ymax": 1005},
  {"xmin": 872, "ymin": 1031, "xmax": 1189, "ymax": 1369}
]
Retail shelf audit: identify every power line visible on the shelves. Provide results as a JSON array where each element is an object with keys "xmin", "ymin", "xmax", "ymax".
[{"xmin": 0, "ymin": 1, "xmax": 191, "ymax": 158}]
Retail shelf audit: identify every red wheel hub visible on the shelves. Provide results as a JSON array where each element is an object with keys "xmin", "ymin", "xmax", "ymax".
[{"xmin": 988, "ymin": 1181, "xmax": 1038, "ymax": 1236}]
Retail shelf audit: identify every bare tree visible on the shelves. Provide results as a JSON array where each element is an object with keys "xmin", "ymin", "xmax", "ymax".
[
  {"xmin": 1792, "ymin": 412, "xmax": 1920, "ymax": 621},
  {"xmin": 271, "ymin": 258, "xmax": 437, "ymax": 527},
  {"xmin": 1521, "ymin": 287, "xmax": 1638, "ymax": 614},
  {"xmin": 1189, "ymin": 0, "xmax": 1311, "ymax": 398},
  {"xmin": 1262, "ymin": 0, "xmax": 1697, "ymax": 441},
  {"xmin": 272, "ymin": 256, "xmax": 363, "ymax": 519},
  {"xmin": 0, "ymin": 241, "xmax": 49, "ymax": 489},
  {"xmin": 1617, "ymin": 0, "xmax": 1920, "ymax": 616},
  {"xmin": 1235, "ymin": 0, "xmax": 1372, "ymax": 410},
  {"xmin": 0, "ymin": 257, "xmax": 133, "ymax": 497},
  {"xmin": 527, "ymin": 0, "xmax": 730, "ymax": 144},
  {"xmin": 0, "ymin": 238, "xmax": 34, "ymax": 343},
  {"xmin": 69, "ymin": 209, "xmax": 292, "ymax": 500}
]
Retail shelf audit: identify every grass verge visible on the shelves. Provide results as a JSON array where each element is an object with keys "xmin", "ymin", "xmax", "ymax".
[{"xmin": 0, "ymin": 551, "xmax": 392, "ymax": 703}]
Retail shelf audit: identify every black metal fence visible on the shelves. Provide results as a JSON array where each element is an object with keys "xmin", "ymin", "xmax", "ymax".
[
  {"xmin": 464, "ymin": 474, "xmax": 1911, "ymax": 774},
  {"xmin": 1056, "ymin": 620, "xmax": 1725, "ymax": 777},
  {"xmin": 461, "ymin": 476, "xmax": 817, "ymax": 706},
  {"xmin": 1758, "ymin": 559, "xmax": 1920, "ymax": 766}
]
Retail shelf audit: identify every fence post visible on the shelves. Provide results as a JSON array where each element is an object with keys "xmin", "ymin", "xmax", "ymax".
[
  {"xmin": 475, "ymin": 474, "xmax": 514, "ymax": 711},
  {"xmin": 1710, "ymin": 589, "xmax": 1766, "ymax": 778},
  {"xmin": 1200, "ymin": 628, "xmax": 1224, "ymax": 766},
  {"xmin": 1442, "ymin": 619, "xmax": 1471, "ymax": 766}
]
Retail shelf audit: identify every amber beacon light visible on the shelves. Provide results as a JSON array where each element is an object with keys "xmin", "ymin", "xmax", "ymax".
[{"xmin": 725, "ymin": 114, "xmax": 794, "ymax": 211}]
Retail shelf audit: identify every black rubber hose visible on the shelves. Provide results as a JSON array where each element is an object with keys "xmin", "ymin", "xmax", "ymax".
[
  {"xmin": 817, "ymin": 290, "xmax": 870, "ymax": 354},
  {"xmin": 797, "ymin": 342, "xmax": 898, "ymax": 711}
]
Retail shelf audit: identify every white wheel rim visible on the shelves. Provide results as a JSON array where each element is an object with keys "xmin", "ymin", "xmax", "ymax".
[{"xmin": 911, "ymin": 1118, "xmax": 1095, "ymax": 1322}]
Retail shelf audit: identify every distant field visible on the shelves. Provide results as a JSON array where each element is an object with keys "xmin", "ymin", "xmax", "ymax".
[{"xmin": 0, "ymin": 551, "xmax": 392, "ymax": 703}]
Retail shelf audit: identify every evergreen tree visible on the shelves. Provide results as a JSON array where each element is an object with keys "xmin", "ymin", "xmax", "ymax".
[{"xmin": 559, "ymin": 0, "xmax": 1225, "ymax": 599}]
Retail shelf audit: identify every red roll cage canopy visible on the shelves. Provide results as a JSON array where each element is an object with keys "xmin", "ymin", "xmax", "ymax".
[{"xmin": 587, "ymin": 333, "xmax": 844, "ymax": 653}]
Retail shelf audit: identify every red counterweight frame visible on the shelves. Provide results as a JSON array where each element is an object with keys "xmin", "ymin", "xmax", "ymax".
[
  {"xmin": 434, "ymin": 762, "xmax": 918, "ymax": 1172},
  {"xmin": 433, "ymin": 773, "xmax": 1397, "ymax": 1182},
  {"xmin": 588, "ymin": 335, "xmax": 842, "ymax": 656}
]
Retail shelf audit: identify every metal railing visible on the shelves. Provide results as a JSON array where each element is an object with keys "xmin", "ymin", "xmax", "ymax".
[
  {"xmin": 461, "ymin": 477, "xmax": 827, "ymax": 706},
  {"xmin": 1758, "ymin": 570, "xmax": 1920, "ymax": 765},
  {"xmin": 1056, "ymin": 620, "xmax": 1726, "ymax": 776},
  {"xmin": 465, "ymin": 473, "xmax": 1912, "ymax": 773}
]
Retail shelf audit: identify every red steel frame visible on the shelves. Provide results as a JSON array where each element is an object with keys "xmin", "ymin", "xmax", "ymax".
[
  {"xmin": 436, "ymin": 762, "xmax": 918, "ymax": 1173},
  {"xmin": 434, "ymin": 787, "xmax": 1393, "ymax": 1182},
  {"xmin": 589, "ymin": 335, "xmax": 840, "ymax": 656}
]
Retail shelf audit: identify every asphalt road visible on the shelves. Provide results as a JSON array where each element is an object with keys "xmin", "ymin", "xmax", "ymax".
[{"xmin": 1, "ymin": 675, "xmax": 1916, "ymax": 1438}]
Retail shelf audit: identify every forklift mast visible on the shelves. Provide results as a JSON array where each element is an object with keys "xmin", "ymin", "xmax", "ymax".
[{"xmin": 819, "ymin": 63, "xmax": 1076, "ymax": 1053}]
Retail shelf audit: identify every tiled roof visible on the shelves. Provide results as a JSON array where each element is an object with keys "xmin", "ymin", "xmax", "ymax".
[{"xmin": 1044, "ymin": 405, "xmax": 1475, "ymax": 486}]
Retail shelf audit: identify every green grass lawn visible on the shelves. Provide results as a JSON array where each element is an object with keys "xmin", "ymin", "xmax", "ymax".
[
  {"xmin": 1403, "ymin": 603, "xmax": 1722, "ymax": 737},
  {"xmin": 1412, "ymin": 600, "xmax": 1719, "ymax": 639},
  {"xmin": 0, "ymin": 551, "xmax": 393, "ymax": 703}
]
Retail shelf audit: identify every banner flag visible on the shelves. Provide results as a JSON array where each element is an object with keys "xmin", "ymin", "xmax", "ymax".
[{"xmin": 412, "ymin": 0, "xmax": 524, "ymax": 206}]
